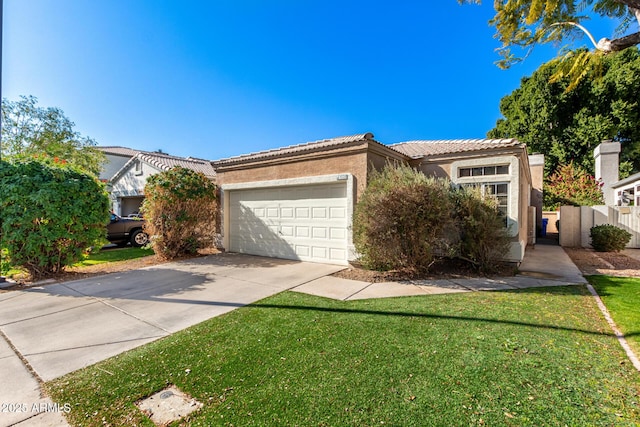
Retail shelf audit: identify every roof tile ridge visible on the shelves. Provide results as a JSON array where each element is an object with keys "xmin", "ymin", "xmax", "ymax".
[{"xmin": 214, "ymin": 132, "xmax": 374, "ymax": 163}]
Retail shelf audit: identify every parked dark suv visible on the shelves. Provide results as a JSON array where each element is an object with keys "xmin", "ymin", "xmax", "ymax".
[{"xmin": 107, "ymin": 213, "xmax": 149, "ymax": 247}]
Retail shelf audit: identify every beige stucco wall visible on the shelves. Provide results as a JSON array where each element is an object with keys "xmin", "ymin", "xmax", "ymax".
[
  {"xmin": 417, "ymin": 150, "xmax": 532, "ymax": 262},
  {"xmin": 216, "ymin": 143, "xmax": 409, "ymax": 203},
  {"xmin": 216, "ymin": 150, "xmax": 369, "ymax": 202},
  {"xmin": 528, "ymin": 154, "xmax": 544, "ymax": 230},
  {"xmin": 517, "ymin": 156, "xmax": 531, "ymax": 258}
]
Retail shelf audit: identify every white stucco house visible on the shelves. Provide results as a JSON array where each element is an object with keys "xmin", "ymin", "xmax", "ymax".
[{"xmin": 97, "ymin": 147, "xmax": 216, "ymax": 216}]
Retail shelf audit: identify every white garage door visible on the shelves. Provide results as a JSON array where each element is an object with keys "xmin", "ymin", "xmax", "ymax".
[{"xmin": 229, "ymin": 183, "xmax": 349, "ymax": 265}]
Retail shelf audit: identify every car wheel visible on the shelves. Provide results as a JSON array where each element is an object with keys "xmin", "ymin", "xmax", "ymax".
[{"xmin": 130, "ymin": 230, "xmax": 149, "ymax": 247}]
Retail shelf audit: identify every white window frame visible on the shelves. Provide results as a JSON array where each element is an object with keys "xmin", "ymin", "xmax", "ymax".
[{"xmin": 451, "ymin": 156, "xmax": 520, "ymax": 236}]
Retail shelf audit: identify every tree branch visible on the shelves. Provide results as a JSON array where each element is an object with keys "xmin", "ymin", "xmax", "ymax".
[
  {"xmin": 614, "ymin": 0, "xmax": 640, "ymax": 11},
  {"xmin": 604, "ymin": 31, "xmax": 640, "ymax": 52},
  {"xmin": 549, "ymin": 22, "xmax": 599, "ymax": 49},
  {"xmin": 549, "ymin": 21, "xmax": 640, "ymax": 54}
]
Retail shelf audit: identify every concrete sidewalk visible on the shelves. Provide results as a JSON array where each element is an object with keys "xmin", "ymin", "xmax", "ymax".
[{"xmin": 292, "ymin": 244, "xmax": 587, "ymax": 301}]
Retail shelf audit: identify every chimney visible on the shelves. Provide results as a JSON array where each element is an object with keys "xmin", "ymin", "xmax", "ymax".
[{"xmin": 594, "ymin": 140, "xmax": 621, "ymax": 205}]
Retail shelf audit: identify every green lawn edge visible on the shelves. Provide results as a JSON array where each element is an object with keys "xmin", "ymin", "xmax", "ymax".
[
  {"xmin": 587, "ymin": 275, "xmax": 640, "ymax": 357},
  {"xmin": 45, "ymin": 286, "xmax": 640, "ymax": 426}
]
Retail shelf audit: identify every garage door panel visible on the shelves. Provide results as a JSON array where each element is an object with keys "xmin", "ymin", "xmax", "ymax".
[
  {"xmin": 312, "ymin": 207, "xmax": 327, "ymax": 219},
  {"xmin": 295, "ymin": 226, "xmax": 310, "ymax": 237},
  {"xmin": 312, "ymin": 227, "xmax": 327, "ymax": 238},
  {"xmin": 330, "ymin": 248, "xmax": 347, "ymax": 260},
  {"xmin": 280, "ymin": 225, "xmax": 294, "ymax": 237},
  {"xmin": 295, "ymin": 207, "xmax": 309, "ymax": 218},
  {"xmin": 330, "ymin": 228, "xmax": 346, "ymax": 240},
  {"xmin": 229, "ymin": 183, "xmax": 348, "ymax": 265}
]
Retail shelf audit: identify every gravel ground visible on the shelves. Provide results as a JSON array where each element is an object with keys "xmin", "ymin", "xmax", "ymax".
[{"xmin": 564, "ymin": 247, "xmax": 640, "ymax": 277}]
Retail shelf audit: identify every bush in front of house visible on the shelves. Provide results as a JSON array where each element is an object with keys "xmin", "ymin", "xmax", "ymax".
[
  {"xmin": 353, "ymin": 163, "xmax": 514, "ymax": 274},
  {"xmin": 0, "ymin": 157, "xmax": 110, "ymax": 279},
  {"xmin": 141, "ymin": 167, "xmax": 218, "ymax": 260},
  {"xmin": 353, "ymin": 163, "xmax": 455, "ymax": 273},
  {"xmin": 590, "ymin": 224, "xmax": 632, "ymax": 252},
  {"xmin": 452, "ymin": 186, "xmax": 512, "ymax": 273}
]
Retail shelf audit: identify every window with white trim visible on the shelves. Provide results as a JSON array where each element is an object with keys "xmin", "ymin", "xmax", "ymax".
[
  {"xmin": 462, "ymin": 182, "xmax": 509, "ymax": 224},
  {"xmin": 458, "ymin": 165, "xmax": 509, "ymax": 178}
]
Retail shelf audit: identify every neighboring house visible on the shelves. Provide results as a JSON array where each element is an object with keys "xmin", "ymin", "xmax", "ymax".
[
  {"xmin": 213, "ymin": 133, "xmax": 543, "ymax": 265},
  {"xmin": 612, "ymin": 175, "xmax": 640, "ymax": 207},
  {"xmin": 593, "ymin": 140, "xmax": 640, "ymax": 207},
  {"xmin": 97, "ymin": 146, "xmax": 141, "ymax": 182},
  {"xmin": 107, "ymin": 151, "xmax": 216, "ymax": 216}
]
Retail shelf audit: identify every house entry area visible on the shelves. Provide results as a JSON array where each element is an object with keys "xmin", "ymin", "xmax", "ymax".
[{"xmin": 223, "ymin": 175, "xmax": 354, "ymax": 265}]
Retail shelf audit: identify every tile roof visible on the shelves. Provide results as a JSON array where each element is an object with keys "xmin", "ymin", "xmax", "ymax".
[
  {"xmin": 213, "ymin": 132, "xmax": 382, "ymax": 165},
  {"xmin": 97, "ymin": 146, "xmax": 141, "ymax": 157},
  {"xmin": 137, "ymin": 152, "xmax": 217, "ymax": 178},
  {"xmin": 389, "ymin": 139, "xmax": 522, "ymax": 159}
]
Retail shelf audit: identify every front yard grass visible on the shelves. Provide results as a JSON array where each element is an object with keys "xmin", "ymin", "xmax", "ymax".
[
  {"xmin": 72, "ymin": 247, "xmax": 155, "ymax": 268},
  {"xmin": 1, "ymin": 247, "xmax": 155, "ymax": 279},
  {"xmin": 46, "ymin": 286, "xmax": 639, "ymax": 426},
  {"xmin": 588, "ymin": 275, "xmax": 640, "ymax": 356}
]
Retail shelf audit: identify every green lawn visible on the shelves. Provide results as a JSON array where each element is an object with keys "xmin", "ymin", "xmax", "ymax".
[
  {"xmin": 1, "ymin": 247, "xmax": 154, "ymax": 277},
  {"xmin": 46, "ymin": 286, "xmax": 639, "ymax": 426},
  {"xmin": 72, "ymin": 247, "xmax": 155, "ymax": 267},
  {"xmin": 588, "ymin": 275, "xmax": 640, "ymax": 356}
]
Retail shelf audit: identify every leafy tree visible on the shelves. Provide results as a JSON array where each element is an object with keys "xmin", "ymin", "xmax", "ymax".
[
  {"xmin": 141, "ymin": 167, "xmax": 218, "ymax": 260},
  {"xmin": 0, "ymin": 157, "xmax": 110, "ymax": 279},
  {"xmin": 489, "ymin": 47, "xmax": 640, "ymax": 178},
  {"xmin": 461, "ymin": 0, "xmax": 640, "ymax": 89},
  {"xmin": 544, "ymin": 162, "xmax": 605, "ymax": 209},
  {"xmin": 1, "ymin": 96, "xmax": 105, "ymax": 176}
]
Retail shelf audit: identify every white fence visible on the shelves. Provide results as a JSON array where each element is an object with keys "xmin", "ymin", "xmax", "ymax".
[{"xmin": 559, "ymin": 205, "xmax": 640, "ymax": 248}]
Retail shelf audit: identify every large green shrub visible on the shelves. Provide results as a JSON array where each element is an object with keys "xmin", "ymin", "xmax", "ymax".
[
  {"xmin": 452, "ymin": 186, "xmax": 512, "ymax": 273},
  {"xmin": 590, "ymin": 224, "xmax": 632, "ymax": 252},
  {"xmin": 141, "ymin": 167, "xmax": 218, "ymax": 260},
  {"xmin": 353, "ymin": 164, "xmax": 454, "ymax": 273},
  {"xmin": 0, "ymin": 158, "xmax": 110, "ymax": 279}
]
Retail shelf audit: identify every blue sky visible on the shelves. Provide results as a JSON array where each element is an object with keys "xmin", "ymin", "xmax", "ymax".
[{"xmin": 3, "ymin": 1, "xmax": 617, "ymax": 160}]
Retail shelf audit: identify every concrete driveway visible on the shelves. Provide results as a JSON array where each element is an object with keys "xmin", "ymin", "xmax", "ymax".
[{"xmin": 0, "ymin": 253, "xmax": 343, "ymax": 426}]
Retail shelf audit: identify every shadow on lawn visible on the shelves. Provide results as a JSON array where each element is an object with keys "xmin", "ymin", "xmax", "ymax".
[
  {"xmin": 247, "ymin": 301, "xmax": 638, "ymax": 340},
  {"xmin": 585, "ymin": 274, "xmax": 637, "ymax": 296}
]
